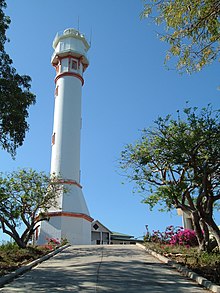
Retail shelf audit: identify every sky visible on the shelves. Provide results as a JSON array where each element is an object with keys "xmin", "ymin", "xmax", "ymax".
[{"xmin": 0, "ymin": 0, "xmax": 219, "ymax": 241}]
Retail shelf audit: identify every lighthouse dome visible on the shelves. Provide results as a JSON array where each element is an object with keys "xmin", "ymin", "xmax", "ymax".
[
  {"xmin": 64, "ymin": 28, "xmax": 78, "ymax": 35},
  {"xmin": 51, "ymin": 28, "xmax": 90, "ymax": 66}
]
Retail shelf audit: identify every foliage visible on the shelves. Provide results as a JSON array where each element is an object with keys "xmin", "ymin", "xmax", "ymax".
[
  {"xmin": 120, "ymin": 105, "xmax": 220, "ymax": 251},
  {"xmin": 169, "ymin": 228, "xmax": 198, "ymax": 247},
  {"xmin": 0, "ymin": 240, "xmax": 18, "ymax": 251},
  {"xmin": 0, "ymin": 241, "xmax": 52, "ymax": 276},
  {"xmin": 0, "ymin": 169, "xmax": 63, "ymax": 248},
  {"xmin": 141, "ymin": 0, "xmax": 220, "ymax": 73},
  {"xmin": 144, "ymin": 225, "xmax": 198, "ymax": 247},
  {"xmin": 60, "ymin": 237, "xmax": 69, "ymax": 246},
  {"xmin": 145, "ymin": 242, "xmax": 220, "ymax": 285},
  {"xmin": 42, "ymin": 237, "xmax": 61, "ymax": 251},
  {"xmin": 0, "ymin": 0, "xmax": 36, "ymax": 156},
  {"xmin": 145, "ymin": 225, "xmax": 176, "ymax": 244}
]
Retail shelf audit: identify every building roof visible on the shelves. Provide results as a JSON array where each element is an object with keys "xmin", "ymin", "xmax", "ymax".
[
  {"xmin": 92, "ymin": 220, "xmax": 112, "ymax": 233},
  {"xmin": 111, "ymin": 231, "xmax": 134, "ymax": 240}
]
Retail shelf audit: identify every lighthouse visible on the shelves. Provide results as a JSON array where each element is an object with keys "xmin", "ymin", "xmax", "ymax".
[{"xmin": 38, "ymin": 28, "xmax": 93, "ymax": 245}]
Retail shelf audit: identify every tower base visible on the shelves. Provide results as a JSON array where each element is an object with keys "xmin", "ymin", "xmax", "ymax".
[{"xmin": 37, "ymin": 212, "xmax": 93, "ymax": 245}]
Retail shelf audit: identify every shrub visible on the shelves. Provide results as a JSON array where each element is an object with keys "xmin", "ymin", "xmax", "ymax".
[
  {"xmin": 170, "ymin": 228, "xmax": 198, "ymax": 247},
  {"xmin": 145, "ymin": 225, "xmax": 198, "ymax": 247},
  {"xmin": 0, "ymin": 241, "xmax": 19, "ymax": 252},
  {"xmin": 40, "ymin": 237, "xmax": 61, "ymax": 251}
]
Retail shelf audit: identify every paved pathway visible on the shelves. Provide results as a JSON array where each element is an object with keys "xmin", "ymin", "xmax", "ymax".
[{"xmin": 0, "ymin": 245, "xmax": 209, "ymax": 292}]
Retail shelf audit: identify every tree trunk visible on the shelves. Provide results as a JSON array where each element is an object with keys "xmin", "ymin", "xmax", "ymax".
[
  {"xmin": 199, "ymin": 218, "xmax": 211, "ymax": 252},
  {"xmin": 14, "ymin": 237, "xmax": 27, "ymax": 249},
  {"xmin": 205, "ymin": 216, "xmax": 220, "ymax": 251},
  {"xmin": 0, "ymin": 219, "xmax": 27, "ymax": 248},
  {"xmin": 191, "ymin": 211, "xmax": 206, "ymax": 251}
]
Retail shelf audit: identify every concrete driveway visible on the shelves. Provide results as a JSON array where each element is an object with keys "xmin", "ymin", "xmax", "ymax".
[{"xmin": 0, "ymin": 245, "xmax": 209, "ymax": 292}]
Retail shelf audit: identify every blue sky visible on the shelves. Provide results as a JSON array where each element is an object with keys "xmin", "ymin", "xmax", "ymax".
[{"xmin": 1, "ymin": 0, "xmax": 219, "ymax": 241}]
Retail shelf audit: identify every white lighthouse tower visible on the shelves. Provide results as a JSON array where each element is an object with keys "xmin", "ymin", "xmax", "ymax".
[{"xmin": 38, "ymin": 28, "xmax": 93, "ymax": 245}]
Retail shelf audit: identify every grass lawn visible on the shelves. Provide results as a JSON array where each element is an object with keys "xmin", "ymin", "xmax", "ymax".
[{"xmin": 145, "ymin": 242, "xmax": 220, "ymax": 285}]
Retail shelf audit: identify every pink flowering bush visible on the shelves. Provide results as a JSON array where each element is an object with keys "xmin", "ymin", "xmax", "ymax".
[
  {"xmin": 170, "ymin": 228, "xmax": 198, "ymax": 247},
  {"xmin": 42, "ymin": 237, "xmax": 61, "ymax": 251},
  {"xmin": 145, "ymin": 225, "xmax": 198, "ymax": 247},
  {"xmin": 47, "ymin": 238, "xmax": 60, "ymax": 245}
]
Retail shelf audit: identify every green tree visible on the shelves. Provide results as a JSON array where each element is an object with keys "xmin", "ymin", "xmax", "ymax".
[
  {"xmin": 141, "ymin": 0, "xmax": 220, "ymax": 73},
  {"xmin": 120, "ymin": 105, "xmax": 220, "ymax": 251},
  {"xmin": 0, "ymin": 0, "xmax": 36, "ymax": 156},
  {"xmin": 0, "ymin": 169, "xmax": 62, "ymax": 248}
]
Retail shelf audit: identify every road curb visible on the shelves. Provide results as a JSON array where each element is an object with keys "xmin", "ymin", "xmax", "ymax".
[
  {"xmin": 0, "ymin": 244, "xmax": 70, "ymax": 287},
  {"xmin": 136, "ymin": 243, "xmax": 220, "ymax": 293}
]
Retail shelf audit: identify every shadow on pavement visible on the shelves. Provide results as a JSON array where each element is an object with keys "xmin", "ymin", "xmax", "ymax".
[{"xmin": 0, "ymin": 245, "xmax": 207, "ymax": 292}]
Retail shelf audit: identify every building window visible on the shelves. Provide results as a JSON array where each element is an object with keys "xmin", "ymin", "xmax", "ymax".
[
  {"xmin": 52, "ymin": 132, "xmax": 56, "ymax": 145},
  {"xmin": 71, "ymin": 59, "xmax": 77, "ymax": 70}
]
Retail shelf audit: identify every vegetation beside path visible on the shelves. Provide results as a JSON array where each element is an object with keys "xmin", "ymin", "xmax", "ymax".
[
  {"xmin": 144, "ymin": 225, "xmax": 220, "ymax": 286},
  {"xmin": 0, "ymin": 238, "xmax": 219, "ymax": 288},
  {"xmin": 0, "ymin": 239, "xmax": 62, "ymax": 276},
  {"xmin": 145, "ymin": 242, "xmax": 220, "ymax": 286}
]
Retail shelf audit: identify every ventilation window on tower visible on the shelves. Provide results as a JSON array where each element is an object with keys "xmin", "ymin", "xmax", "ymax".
[
  {"xmin": 93, "ymin": 224, "xmax": 99, "ymax": 230},
  {"xmin": 71, "ymin": 59, "xmax": 78, "ymax": 70},
  {"xmin": 55, "ymin": 85, "xmax": 59, "ymax": 97},
  {"xmin": 51, "ymin": 132, "xmax": 56, "ymax": 145}
]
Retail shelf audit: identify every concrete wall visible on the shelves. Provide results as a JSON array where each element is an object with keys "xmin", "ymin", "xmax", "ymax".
[{"xmin": 37, "ymin": 216, "xmax": 91, "ymax": 245}]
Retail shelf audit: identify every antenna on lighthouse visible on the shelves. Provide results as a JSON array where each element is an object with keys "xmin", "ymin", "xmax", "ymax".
[
  {"xmin": 89, "ymin": 27, "xmax": 92, "ymax": 47},
  {"xmin": 77, "ymin": 16, "xmax": 80, "ymax": 32}
]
